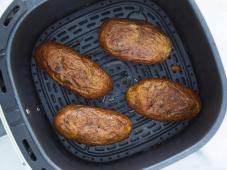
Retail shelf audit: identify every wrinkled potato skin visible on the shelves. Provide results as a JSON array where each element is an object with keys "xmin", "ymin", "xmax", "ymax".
[
  {"xmin": 53, "ymin": 105, "xmax": 132, "ymax": 145},
  {"xmin": 99, "ymin": 18, "xmax": 172, "ymax": 64},
  {"xmin": 35, "ymin": 42, "xmax": 113, "ymax": 99},
  {"xmin": 127, "ymin": 79, "xmax": 201, "ymax": 121}
]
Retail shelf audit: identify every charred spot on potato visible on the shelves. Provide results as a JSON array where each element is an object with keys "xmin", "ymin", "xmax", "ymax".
[{"xmin": 55, "ymin": 65, "xmax": 63, "ymax": 73}]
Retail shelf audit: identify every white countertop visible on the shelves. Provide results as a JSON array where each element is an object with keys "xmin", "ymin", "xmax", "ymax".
[{"xmin": 0, "ymin": 0, "xmax": 226, "ymax": 170}]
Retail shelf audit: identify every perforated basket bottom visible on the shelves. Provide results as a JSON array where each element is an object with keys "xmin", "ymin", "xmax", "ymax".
[{"xmin": 31, "ymin": 0, "xmax": 199, "ymax": 162}]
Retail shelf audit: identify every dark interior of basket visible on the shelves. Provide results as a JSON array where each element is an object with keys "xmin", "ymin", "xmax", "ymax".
[{"xmin": 31, "ymin": 0, "xmax": 198, "ymax": 162}]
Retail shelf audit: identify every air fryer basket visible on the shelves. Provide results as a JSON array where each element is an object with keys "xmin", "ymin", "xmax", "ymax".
[
  {"xmin": 0, "ymin": 0, "xmax": 226, "ymax": 170},
  {"xmin": 31, "ymin": 0, "xmax": 198, "ymax": 163}
]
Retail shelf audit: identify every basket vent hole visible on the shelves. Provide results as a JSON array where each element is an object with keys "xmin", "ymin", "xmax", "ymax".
[
  {"xmin": 113, "ymin": 7, "xmax": 122, "ymax": 12},
  {"xmin": 93, "ymin": 40, "xmax": 99, "ymax": 44},
  {"xmin": 68, "ymin": 24, "xmax": 77, "ymax": 31},
  {"xmin": 147, "ymin": 123, "xmax": 156, "ymax": 129},
  {"xmin": 57, "ymin": 31, "xmax": 66, "ymax": 38},
  {"xmin": 79, "ymin": 20, "xmax": 88, "ymax": 26},
  {"xmin": 131, "ymin": 137, "xmax": 139, "ymax": 142},
  {"xmin": 147, "ymin": 13, "xmax": 155, "ymax": 20},
  {"xmin": 152, "ymin": 126, "xmax": 162, "ymax": 132},
  {"xmin": 101, "ymin": 11, "xmax": 111, "ymax": 16},
  {"xmin": 156, "ymin": 22, "xmax": 162, "ymax": 28},
  {"xmin": 0, "ymin": 70, "xmax": 7, "ymax": 93},
  {"xmin": 87, "ymin": 22, "xmax": 96, "ymax": 28},
  {"xmin": 82, "ymin": 44, "xmax": 91, "ymax": 50},
  {"xmin": 22, "ymin": 139, "xmax": 37, "ymax": 161},
  {"xmin": 142, "ymin": 131, "xmax": 151, "ymax": 138},
  {"xmin": 90, "ymin": 15, "xmax": 99, "ymax": 20},
  {"xmin": 119, "ymin": 141, "xmax": 128, "ymax": 146},
  {"xmin": 116, "ymin": 83, "xmax": 120, "ymax": 88},
  {"xmin": 60, "ymin": 36, "xmax": 69, "ymax": 42},
  {"xmin": 84, "ymin": 36, "xmax": 94, "ymax": 42},
  {"xmin": 73, "ymin": 28, "xmax": 82, "ymax": 35},
  {"xmin": 115, "ymin": 13, "xmax": 124, "ymax": 17}
]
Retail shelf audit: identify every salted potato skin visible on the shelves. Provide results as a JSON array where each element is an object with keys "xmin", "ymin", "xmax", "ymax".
[
  {"xmin": 35, "ymin": 42, "xmax": 113, "ymax": 99},
  {"xmin": 53, "ymin": 104, "xmax": 132, "ymax": 145},
  {"xmin": 127, "ymin": 79, "xmax": 201, "ymax": 121},
  {"xmin": 99, "ymin": 18, "xmax": 172, "ymax": 64}
]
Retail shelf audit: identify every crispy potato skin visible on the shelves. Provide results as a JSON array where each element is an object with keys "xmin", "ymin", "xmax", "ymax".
[
  {"xmin": 99, "ymin": 18, "xmax": 172, "ymax": 64},
  {"xmin": 53, "ymin": 105, "xmax": 132, "ymax": 145},
  {"xmin": 35, "ymin": 42, "xmax": 113, "ymax": 99},
  {"xmin": 127, "ymin": 79, "xmax": 201, "ymax": 121}
]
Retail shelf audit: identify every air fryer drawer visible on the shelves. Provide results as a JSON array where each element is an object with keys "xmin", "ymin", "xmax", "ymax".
[{"xmin": 0, "ymin": 0, "xmax": 226, "ymax": 170}]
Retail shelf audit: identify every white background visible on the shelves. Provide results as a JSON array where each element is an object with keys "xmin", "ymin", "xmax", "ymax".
[{"xmin": 0, "ymin": 0, "xmax": 226, "ymax": 170}]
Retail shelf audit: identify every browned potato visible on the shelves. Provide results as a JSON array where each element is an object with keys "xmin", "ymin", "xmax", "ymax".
[
  {"xmin": 53, "ymin": 104, "xmax": 132, "ymax": 145},
  {"xmin": 127, "ymin": 79, "xmax": 201, "ymax": 121},
  {"xmin": 35, "ymin": 42, "xmax": 113, "ymax": 99},
  {"xmin": 99, "ymin": 18, "xmax": 172, "ymax": 64}
]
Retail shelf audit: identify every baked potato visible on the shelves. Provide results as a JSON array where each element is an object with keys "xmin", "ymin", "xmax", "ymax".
[
  {"xmin": 127, "ymin": 79, "xmax": 201, "ymax": 121},
  {"xmin": 99, "ymin": 18, "xmax": 172, "ymax": 64},
  {"xmin": 54, "ymin": 104, "xmax": 132, "ymax": 145},
  {"xmin": 35, "ymin": 42, "xmax": 113, "ymax": 99}
]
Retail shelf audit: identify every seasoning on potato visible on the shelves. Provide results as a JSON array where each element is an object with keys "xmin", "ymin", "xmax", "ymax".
[
  {"xmin": 54, "ymin": 104, "xmax": 132, "ymax": 145},
  {"xmin": 127, "ymin": 79, "xmax": 201, "ymax": 121},
  {"xmin": 99, "ymin": 18, "xmax": 172, "ymax": 64},
  {"xmin": 35, "ymin": 42, "xmax": 113, "ymax": 99}
]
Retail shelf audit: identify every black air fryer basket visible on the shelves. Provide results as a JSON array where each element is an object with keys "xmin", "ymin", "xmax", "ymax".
[{"xmin": 0, "ymin": 0, "xmax": 226, "ymax": 169}]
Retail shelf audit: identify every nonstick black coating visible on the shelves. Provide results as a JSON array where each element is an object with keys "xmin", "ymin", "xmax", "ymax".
[{"xmin": 31, "ymin": 0, "xmax": 199, "ymax": 162}]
